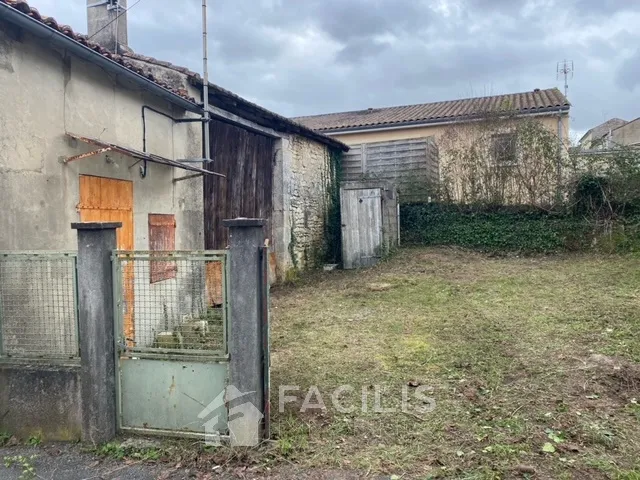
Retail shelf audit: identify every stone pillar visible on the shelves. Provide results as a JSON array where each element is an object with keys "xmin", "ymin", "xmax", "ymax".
[
  {"xmin": 271, "ymin": 137, "xmax": 294, "ymax": 281},
  {"xmin": 223, "ymin": 218, "xmax": 265, "ymax": 446},
  {"xmin": 71, "ymin": 222, "xmax": 121, "ymax": 445}
]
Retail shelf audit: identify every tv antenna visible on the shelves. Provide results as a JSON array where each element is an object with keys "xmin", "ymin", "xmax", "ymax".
[{"xmin": 557, "ymin": 60, "xmax": 574, "ymax": 98}]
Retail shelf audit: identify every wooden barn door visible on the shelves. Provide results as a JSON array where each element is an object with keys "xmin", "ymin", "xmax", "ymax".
[
  {"xmin": 78, "ymin": 175, "xmax": 135, "ymax": 340},
  {"xmin": 204, "ymin": 120, "xmax": 274, "ymax": 303}
]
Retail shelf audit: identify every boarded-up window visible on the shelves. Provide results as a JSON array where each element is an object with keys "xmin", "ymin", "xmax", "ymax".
[{"xmin": 149, "ymin": 214, "xmax": 176, "ymax": 284}]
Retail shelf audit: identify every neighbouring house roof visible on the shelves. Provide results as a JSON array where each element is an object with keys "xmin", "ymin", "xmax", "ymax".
[
  {"xmin": 0, "ymin": 0, "xmax": 348, "ymax": 152},
  {"xmin": 578, "ymin": 118, "xmax": 628, "ymax": 145},
  {"xmin": 293, "ymin": 88, "xmax": 571, "ymax": 133}
]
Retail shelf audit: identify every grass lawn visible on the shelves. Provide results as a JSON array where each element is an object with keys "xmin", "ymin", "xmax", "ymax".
[{"xmin": 269, "ymin": 247, "xmax": 640, "ymax": 479}]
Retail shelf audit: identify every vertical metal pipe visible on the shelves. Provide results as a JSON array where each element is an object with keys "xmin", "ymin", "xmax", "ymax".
[
  {"xmin": 202, "ymin": 0, "xmax": 211, "ymax": 164},
  {"xmin": 556, "ymin": 114, "xmax": 563, "ymax": 204}
]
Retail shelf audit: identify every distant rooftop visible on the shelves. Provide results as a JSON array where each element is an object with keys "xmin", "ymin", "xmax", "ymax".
[
  {"xmin": 579, "ymin": 118, "xmax": 628, "ymax": 144},
  {"xmin": 293, "ymin": 88, "xmax": 571, "ymax": 133}
]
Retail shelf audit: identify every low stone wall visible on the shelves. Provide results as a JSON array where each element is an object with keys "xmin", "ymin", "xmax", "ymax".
[{"xmin": 0, "ymin": 363, "xmax": 82, "ymax": 441}]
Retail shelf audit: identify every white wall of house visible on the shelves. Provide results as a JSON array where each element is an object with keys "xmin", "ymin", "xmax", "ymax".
[
  {"xmin": 0, "ymin": 20, "xmax": 204, "ymax": 252},
  {"xmin": 0, "ymin": 21, "xmax": 208, "ymax": 352}
]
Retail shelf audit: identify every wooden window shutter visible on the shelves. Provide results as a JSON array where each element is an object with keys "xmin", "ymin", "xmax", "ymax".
[{"xmin": 149, "ymin": 214, "xmax": 177, "ymax": 284}]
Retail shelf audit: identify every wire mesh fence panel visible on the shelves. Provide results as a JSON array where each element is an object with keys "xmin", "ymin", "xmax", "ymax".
[
  {"xmin": 0, "ymin": 252, "xmax": 79, "ymax": 360},
  {"xmin": 113, "ymin": 251, "xmax": 227, "ymax": 357}
]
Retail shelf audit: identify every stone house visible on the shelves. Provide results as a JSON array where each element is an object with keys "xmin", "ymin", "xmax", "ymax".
[
  {"xmin": 0, "ymin": 0, "xmax": 348, "ymax": 280},
  {"xmin": 294, "ymin": 88, "xmax": 570, "ymax": 204}
]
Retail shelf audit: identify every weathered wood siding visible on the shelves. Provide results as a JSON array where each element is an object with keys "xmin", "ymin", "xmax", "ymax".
[
  {"xmin": 340, "ymin": 188, "xmax": 383, "ymax": 269},
  {"xmin": 342, "ymin": 138, "xmax": 439, "ymax": 202},
  {"xmin": 204, "ymin": 119, "xmax": 274, "ymax": 249}
]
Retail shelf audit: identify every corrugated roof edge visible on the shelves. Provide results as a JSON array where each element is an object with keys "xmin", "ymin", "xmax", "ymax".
[{"xmin": 123, "ymin": 52, "xmax": 349, "ymax": 151}]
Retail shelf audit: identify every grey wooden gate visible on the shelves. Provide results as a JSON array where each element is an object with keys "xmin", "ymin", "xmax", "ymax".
[{"xmin": 341, "ymin": 188, "xmax": 383, "ymax": 269}]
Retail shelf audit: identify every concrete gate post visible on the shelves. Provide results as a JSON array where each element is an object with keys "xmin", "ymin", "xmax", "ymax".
[
  {"xmin": 223, "ymin": 218, "xmax": 266, "ymax": 446},
  {"xmin": 71, "ymin": 222, "xmax": 121, "ymax": 445}
]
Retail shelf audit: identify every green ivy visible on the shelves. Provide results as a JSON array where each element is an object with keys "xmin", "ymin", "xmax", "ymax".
[
  {"xmin": 323, "ymin": 149, "xmax": 343, "ymax": 264},
  {"xmin": 401, "ymin": 203, "xmax": 640, "ymax": 254}
]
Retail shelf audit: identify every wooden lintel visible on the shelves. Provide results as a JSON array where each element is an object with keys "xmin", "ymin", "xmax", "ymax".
[{"xmin": 64, "ymin": 147, "xmax": 113, "ymax": 163}]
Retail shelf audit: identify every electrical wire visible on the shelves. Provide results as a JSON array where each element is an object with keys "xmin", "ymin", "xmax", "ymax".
[{"xmin": 88, "ymin": 0, "xmax": 144, "ymax": 41}]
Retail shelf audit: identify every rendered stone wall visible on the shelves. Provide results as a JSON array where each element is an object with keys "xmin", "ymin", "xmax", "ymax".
[{"xmin": 287, "ymin": 135, "xmax": 332, "ymax": 271}]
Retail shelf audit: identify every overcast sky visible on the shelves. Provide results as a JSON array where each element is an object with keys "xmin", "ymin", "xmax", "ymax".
[{"xmin": 26, "ymin": 0, "xmax": 640, "ymax": 140}]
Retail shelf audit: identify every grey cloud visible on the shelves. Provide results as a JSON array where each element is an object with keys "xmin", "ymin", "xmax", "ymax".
[
  {"xmin": 335, "ymin": 38, "xmax": 390, "ymax": 64},
  {"xmin": 22, "ymin": 0, "xmax": 640, "ymax": 134},
  {"xmin": 262, "ymin": 0, "xmax": 434, "ymax": 42},
  {"xmin": 212, "ymin": 24, "xmax": 285, "ymax": 64},
  {"xmin": 616, "ymin": 49, "xmax": 640, "ymax": 91},
  {"xmin": 572, "ymin": 0, "xmax": 640, "ymax": 16},
  {"xmin": 316, "ymin": 0, "xmax": 432, "ymax": 42}
]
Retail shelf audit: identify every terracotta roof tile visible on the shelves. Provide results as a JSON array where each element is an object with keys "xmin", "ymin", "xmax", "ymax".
[{"xmin": 293, "ymin": 88, "xmax": 571, "ymax": 132}]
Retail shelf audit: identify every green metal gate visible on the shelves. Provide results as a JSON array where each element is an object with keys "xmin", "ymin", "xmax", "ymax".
[{"xmin": 112, "ymin": 251, "xmax": 230, "ymax": 439}]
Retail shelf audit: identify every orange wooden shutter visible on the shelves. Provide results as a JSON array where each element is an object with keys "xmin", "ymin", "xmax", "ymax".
[{"xmin": 149, "ymin": 214, "xmax": 177, "ymax": 283}]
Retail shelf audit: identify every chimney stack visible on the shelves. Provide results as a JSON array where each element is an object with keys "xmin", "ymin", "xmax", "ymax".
[{"xmin": 87, "ymin": 0, "xmax": 128, "ymax": 53}]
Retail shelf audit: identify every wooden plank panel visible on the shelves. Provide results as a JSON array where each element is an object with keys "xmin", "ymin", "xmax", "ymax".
[
  {"xmin": 357, "ymin": 191, "xmax": 370, "ymax": 266},
  {"xmin": 78, "ymin": 209, "xmax": 103, "ymax": 222},
  {"xmin": 149, "ymin": 214, "xmax": 177, "ymax": 283},
  {"xmin": 340, "ymin": 189, "xmax": 350, "ymax": 269},
  {"xmin": 343, "ymin": 139, "xmax": 439, "ymax": 199},
  {"xmin": 341, "ymin": 189, "xmax": 360, "ymax": 269},
  {"xmin": 100, "ymin": 177, "xmax": 121, "ymax": 210},
  {"xmin": 357, "ymin": 189, "xmax": 382, "ymax": 267},
  {"xmin": 79, "ymin": 175, "xmax": 134, "ymax": 340},
  {"xmin": 78, "ymin": 175, "xmax": 101, "ymax": 209},
  {"xmin": 204, "ymin": 119, "xmax": 274, "ymax": 250},
  {"xmin": 206, "ymin": 261, "xmax": 223, "ymax": 306},
  {"xmin": 341, "ymin": 188, "xmax": 384, "ymax": 269}
]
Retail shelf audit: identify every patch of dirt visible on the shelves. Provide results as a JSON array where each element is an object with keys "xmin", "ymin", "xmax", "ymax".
[
  {"xmin": 587, "ymin": 354, "xmax": 640, "ymax": 401},
  {"xmin": 366, "ymin": 282, "xmax": 394, "ymax": 292}
]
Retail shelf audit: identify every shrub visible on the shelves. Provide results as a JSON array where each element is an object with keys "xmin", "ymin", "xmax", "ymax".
[{"xmin": 400, "ymin": 203, "xmax": 639, "ymax": 254}]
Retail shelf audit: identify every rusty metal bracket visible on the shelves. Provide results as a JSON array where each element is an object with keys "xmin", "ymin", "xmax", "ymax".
[
  {"xmin": 62, "ymin": 147, "xmax": 113, "ymax": 163},
  {"xmin": 172, "ymin": 173, "xmax": 203, "ymax": 183},
  {"xmin": 64, "ymin": 132, "xmax": 226, "ymax": 177}
]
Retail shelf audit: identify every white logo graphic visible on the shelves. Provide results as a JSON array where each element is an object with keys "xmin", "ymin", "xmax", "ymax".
[{"xmin": 198, "ymin": 385, "xmax": 263, "ymax": 446}]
